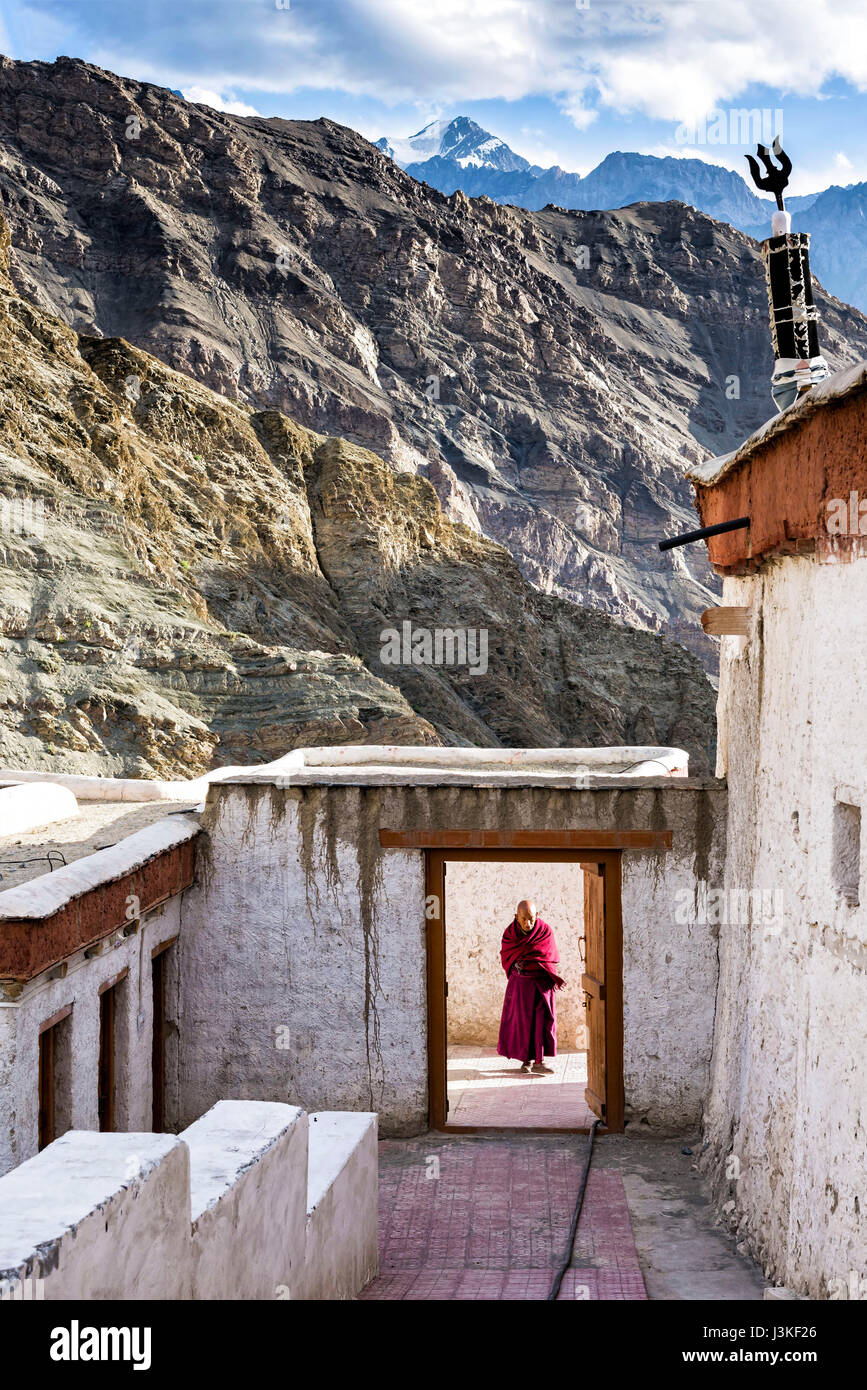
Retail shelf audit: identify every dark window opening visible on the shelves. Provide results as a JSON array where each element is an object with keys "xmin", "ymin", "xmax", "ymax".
[
  {"xmin": 151, "ymin": 941, "xmax": 176, "ymax": 1131},
  {"xmin": 98, "ymin": 980, "xmax": 121, "ymax": 1132},
  {"xmin": 38, "ymin": 1008, "xmax": 72, "ymax": 1150}
]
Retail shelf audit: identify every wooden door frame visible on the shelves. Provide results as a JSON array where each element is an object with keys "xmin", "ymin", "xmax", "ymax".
[{"xmin": 425, "ymin": 847, "xmax": 625, "ymax": 1135}]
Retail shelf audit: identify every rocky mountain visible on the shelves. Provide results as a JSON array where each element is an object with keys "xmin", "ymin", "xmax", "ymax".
[
  {"xmin": 794, "ymin": 182, "xmax": 867, "ymax": 323},
  {"xmin": 2, "ymin": 55, "xmax": 867, "ymax": 681},
  {"xmin": 386, "ymin": 121, "xmax": 867, "ymax": 312},
  {"xmin": 0, "ymin": 212, "xmax": 716, "ymax": 777}
]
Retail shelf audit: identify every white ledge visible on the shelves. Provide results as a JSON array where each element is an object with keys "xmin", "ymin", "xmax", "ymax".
[
  {"xmin": 0, "ymin": 746, "xmax": 689, "ymax": 804},
  {"xmin": 0, "ymin": 814, "xmax": 200, "ymax": 921}
]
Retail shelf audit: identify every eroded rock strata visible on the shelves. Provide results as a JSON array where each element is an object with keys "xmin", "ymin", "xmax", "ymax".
[{"xmin": 0, "ymin": 213, "xmax": 715, "ymax": 776}]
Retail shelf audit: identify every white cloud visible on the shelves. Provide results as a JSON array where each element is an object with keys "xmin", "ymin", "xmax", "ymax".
[
  {"xmin": 182, "ymin": 87, "xmax": 260, "ymax": 117},
  {"xmin": 7, "ymin": 0, "xmax": 867, "ymax": 140},
  {"xmin": 516, "ymin": 128, "xmax": 563, "ymax": 168},
  {"xmin": 560, "ymin": 95, "xmax": 598, "ymax": 132},
  {"xmin": 785, "ymin": 150, "xmax": 867, "ymax": 194}
]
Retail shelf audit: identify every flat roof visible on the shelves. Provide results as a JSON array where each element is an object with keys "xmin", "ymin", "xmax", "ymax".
[
  {"xmin": 0, "ymin": 801, "xmax": 199, "ymax": 893},
  {"xmin": 216, "ymin": 744, "xmax": 693, "ymax": 788},
  {"xmin": 687, "ymin": 359, "xmax": 867, "ymax": 489}
]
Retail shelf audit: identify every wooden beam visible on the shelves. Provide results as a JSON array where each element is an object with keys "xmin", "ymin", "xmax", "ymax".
[
  {"xmin": 380, "ymin": 828, "xmax": 672, "ymax": 850},
  {"xmin": 701, "ymin": 606, "xmax": 751, "ymax": 637}
]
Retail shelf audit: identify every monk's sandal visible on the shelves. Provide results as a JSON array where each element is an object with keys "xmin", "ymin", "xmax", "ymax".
[
  {"xmin": 519, "ymin": 1062, "xmax": 532, "ymax": 1073},
  {"xmin": 531, "ymin": 1062, "xmax": 554, "ymax": 1074}
]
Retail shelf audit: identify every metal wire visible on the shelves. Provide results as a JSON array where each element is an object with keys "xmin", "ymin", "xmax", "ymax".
[{"xmin": 0, "ymin": 849, "xmax": 67, "ymax": 881}]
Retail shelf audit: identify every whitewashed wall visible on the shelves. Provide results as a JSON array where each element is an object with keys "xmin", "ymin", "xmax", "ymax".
[
  {"xmin": 181, "ymin": 782, "xmax": 725, "ymax": 1134},
  {"xmin": 302, "ymin": 1111, "xmax": 379, "ymax": 1300},
  {"xmin": 0, "ymin": 1102, "xmax": 378, "ymax": 1300},
  {"xmin": 186, "ymin": 1100, "xmax": 309, "ymax": 1300},
  {"xmin": 0, "ymin": 1131, "xmax": 190, "ymax": 1300},
  {"xmin": 704, "ymin": 556, "xmax": 867, "ymax": 1298},
  {"xmin": 179, "ymin": 787, "xmax": 429, "ymax": 1136},
  {"xmin": 444, "ymin": 861, "xmax": 586, "ymax": 1047},
  {"xmin": 0, "ymin": 898, "xmax": 181, "ymax": 1177}
]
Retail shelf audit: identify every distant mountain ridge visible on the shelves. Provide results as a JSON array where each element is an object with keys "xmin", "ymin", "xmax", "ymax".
[{"xmin": 378, "ymin": 117, "xmax": 865, "ymax": 310}]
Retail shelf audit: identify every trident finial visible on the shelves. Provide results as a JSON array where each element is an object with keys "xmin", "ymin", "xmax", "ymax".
[{"xmin": 745, "ymin": 135, "xmax": 792, "ymax": 211}]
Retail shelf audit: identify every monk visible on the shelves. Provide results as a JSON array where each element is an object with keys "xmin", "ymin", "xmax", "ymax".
[{"xmin": 497, "ymin": 899, "xmax": 565, "ymax": 1074}]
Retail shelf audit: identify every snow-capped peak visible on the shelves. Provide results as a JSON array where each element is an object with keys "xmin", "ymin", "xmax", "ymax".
[{"xmin": 374, "ymin": 117, "xmax": 531, "ymax": 174}]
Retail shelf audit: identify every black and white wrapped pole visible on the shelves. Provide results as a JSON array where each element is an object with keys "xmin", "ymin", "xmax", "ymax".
[{"xmin": 745, "ymin": 138, "xmax": 829, "ymax": 412}]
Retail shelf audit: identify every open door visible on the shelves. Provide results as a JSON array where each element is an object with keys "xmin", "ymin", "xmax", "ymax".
[
  {"xmin": 582, "ymin": 865, "xmax": 607, "ymax": 1122},
  {"xmin": 425, "ymin": 845, "xmax": 625, "ymax": 1133},
  {"xmin": 581, "ymin": 859, "xmax": 624, "ymax": 1130}
]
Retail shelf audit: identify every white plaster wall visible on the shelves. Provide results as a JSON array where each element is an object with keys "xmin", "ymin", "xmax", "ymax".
[
  {"xmin": 0, "ymin": 782, "xmax": 78, "ymax": 836},
  {"xmin": 0, "ymin": 898, "xmax": 181, "ymax": 1176},
  {"xmin": 302, "ymin": 1111, "xmax": 378, "ymax": 1300},
  {"xmin": 704, "ymin": 556, "xmax": 867, "ymax": 1297},
  {"xmin": 182, "ymin": 783, "xmax": 724, "ymax": 1135},
  {"xmin": 444, "ymin": 861, "xmax": 586, "ymax": 1048},
  {"xmin": 0, "ymin": 1132, "xmax": 190, "ymax": 1299},
  {"xmin": 184, "ymin": 1100, "xmax": 309, "ymax": 1300},
  {"xmin": 0, "ymin": 1104, "xmax": 378, "ymax": 1301},
  {"xmin": 621, "ymin": 844, "xmax": 722, "ymax": 1131},
  {"xmin": 179, "ymin": 788, "xmax": 428, "ymax": 1135}
]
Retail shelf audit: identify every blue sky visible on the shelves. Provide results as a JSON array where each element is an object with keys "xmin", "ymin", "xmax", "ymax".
[{"xmin": 2, "ymin": 0, "xmax": 867, "ymax": 194}]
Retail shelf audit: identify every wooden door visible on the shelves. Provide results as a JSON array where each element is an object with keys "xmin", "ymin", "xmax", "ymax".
[
  {"xmin": 38, "ymin": 1025, "xmax": 55, "ymax": 1150},
  {"xmin": 582, "ymin": 864, "xmax": 607, "ymax": 1122},
  {"xmin": 425, "ymin": 851, "xmax": 447, "ymax": 1129},
  {"xmin": 580, "ymin": 858, "xmax": 624, "ymax": 1130}
]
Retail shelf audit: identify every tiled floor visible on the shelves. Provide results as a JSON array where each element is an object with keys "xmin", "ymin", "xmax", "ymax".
[
  {"xmin": 360, "ymin": 1135, "xmax": 647, "ymax": 1301},
  {"xmin": 447, "ymin": 1044, "xmax": 595, "ymax": 1128}
]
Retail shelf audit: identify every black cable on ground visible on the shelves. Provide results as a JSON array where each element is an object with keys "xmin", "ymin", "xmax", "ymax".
[
  {"xmin": 0, "ymin": 849, "xmax": 67, "ymax": 881},
  {"xmin": 547, "ymin": 1118, "xmax": 600, "ymax": 1301}
]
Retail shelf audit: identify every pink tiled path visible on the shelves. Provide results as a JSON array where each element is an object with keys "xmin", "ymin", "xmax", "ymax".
[
  {"xmin": 447, "ymin": 1045, "xmax": 595, "ymax": 1128},
  {"xmin": 360, "ymin": 1136, "xmax": 647, "ymax": 1301}
]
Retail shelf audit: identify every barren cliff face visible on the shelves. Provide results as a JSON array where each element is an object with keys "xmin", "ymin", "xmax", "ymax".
[
  {"xmin": 4, "ymin": 57, "xmax": 867, "ymax": 674},
  {"xmin": 0, "ymin": 213, "xmax": 716, "ymax": 776}
]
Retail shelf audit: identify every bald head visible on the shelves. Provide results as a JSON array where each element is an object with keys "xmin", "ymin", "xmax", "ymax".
[{"xmin": 516, "ymin": 899, "xmax": 537, "ymax": 932}]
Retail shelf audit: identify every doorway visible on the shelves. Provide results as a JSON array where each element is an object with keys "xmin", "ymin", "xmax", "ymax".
[{"xmin": 425, "ymin": 848, "xmax": 624, "ymax": 1133}]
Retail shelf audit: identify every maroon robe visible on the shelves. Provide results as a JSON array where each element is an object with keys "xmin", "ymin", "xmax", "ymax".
[{"xmin": 497, "ymin": 917, "xmax": 564, "ymax": 1063}]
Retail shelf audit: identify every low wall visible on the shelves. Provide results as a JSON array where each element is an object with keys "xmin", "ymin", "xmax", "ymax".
[
  {"xmin": 180, "ymin": 780, "xmax": 726, "ymax": 1135},
  {"xmin": 302, "ymin": 1110, "xmax": 379, "ymax": 1300},
  {"xmin": 185, "ymin": 1100, "xmax": 308, "ymax": 1300},
  {"xmin": 0, "ymin": 1101, "xmax": 378, "ymax": 1300},
  {"xmin": 0, "ymin": 1131, "xmax": 190, "ymax": 1300},
  {"xmin": 444, "ymin": 860, "xmax": 585, "ymax": 1047},
  {"xmin": 0, "ymin": 782, "xmax": 78, "ymax": 837}
]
